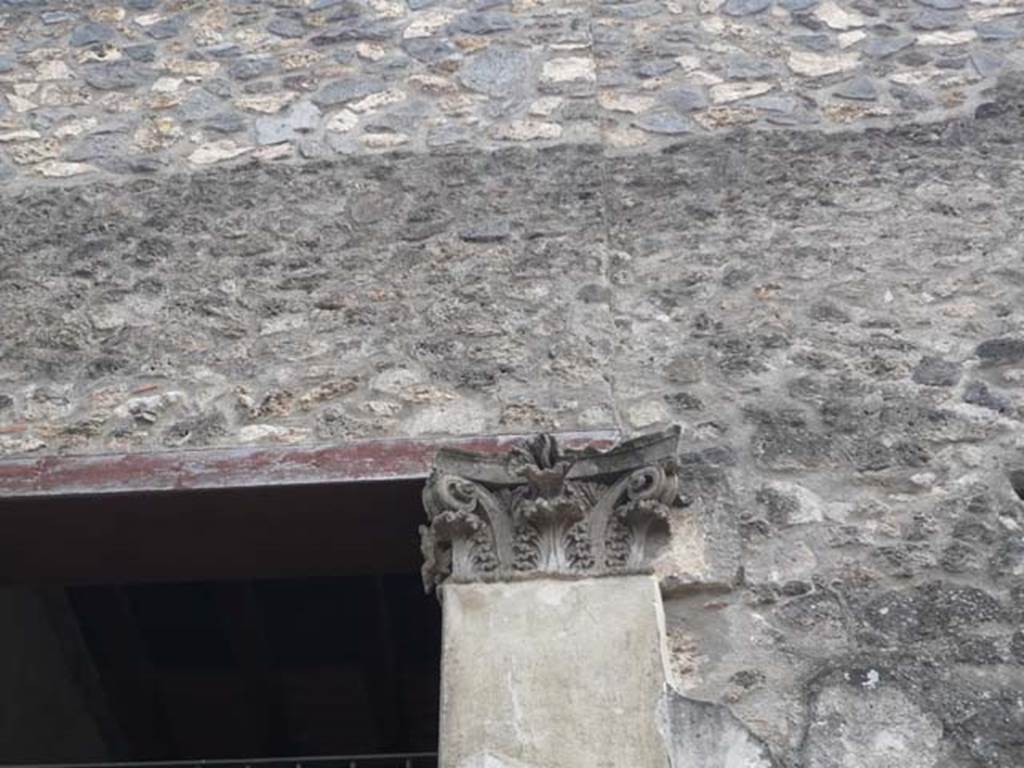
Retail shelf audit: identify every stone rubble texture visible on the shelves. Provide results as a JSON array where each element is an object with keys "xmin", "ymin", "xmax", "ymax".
[
  {"xmin": 2, "ymin": 0, "xmax": 1024, "ymax": 766},
  {"xmin": 0, "ymin": 0, "xmax": 1020, "ymax": 169}
]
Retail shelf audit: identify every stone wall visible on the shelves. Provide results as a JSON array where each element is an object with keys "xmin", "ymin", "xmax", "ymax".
[
  {"xmin": 3, "ymin": 1, "xmax": 1024, "ymax": 766},
  {"xmin": 0, "ymin": 0, "xmax": 1018, "ymax": 178}
]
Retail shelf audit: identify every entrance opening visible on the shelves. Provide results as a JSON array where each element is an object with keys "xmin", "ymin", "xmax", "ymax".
[{"xmin": 0, "ymin": 480, "xmax": 439, "ymax": 768}]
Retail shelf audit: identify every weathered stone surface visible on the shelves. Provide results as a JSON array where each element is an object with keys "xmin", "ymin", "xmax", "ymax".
[
  {"xmin": 804, "ymin": 682, "xmax": 944, "ymax": 768},
  {"xmin": 710, "ymin": 81, "xmax": 774, "ymax": 104},
  {"xmin": 439, "ymin": 576, "xmax": 672, "ymax": 768},
  {"xmin": 458, "ymin": 46, "xmax": 532, "ymax": 98},
  {"xmin": 1, "ymin": 1, "xmax": 1024, "ymax": 760},
  {"xmin": 311, "ymin": 20, "xmax": 395, "ymax": 45},
  {"xmin": 268, "ymin": 16, "xmax": 307, "ymax": 39},
  {"xmin": 725, "ymin": 55, "xmax": 779, "ymax": 82},
  {"xmin": 976, "ymin": 337, "xmax": 1024, "ymax": 366},
  {"xmin": 912, "ymin": 356, "xmax": 962, "ymax": 387},
  {"xmin": 863, "ymin": 36, "xmax": 916, "ymax": 58},
  {"xmin": 187, "ymin": 140, "xmax": 253, "ymax": 165},
  {"xmin": 863, "ymin": 582, "xmax": 1004, "ymax": 643},
  {"xmin": 788, "ymin": 51, "xmax": 860, "ymax": 77},
  {"xmin": 83, "ymin": 61, "xmax": 150, "ymax": 90},
  {"xmin": 420, "ymin": 429, "xmax": 683, "ymax": 589},
  {"xmin": 912, "ymin": 9, "xmax": 961, "ymax": 31},
  {"xmin": 229, "ymin": 56, "xmax": 277, "ymax": 81},
  {"xmin": 144, "ymin": 15, "xmax": 187, "ymax": 40},
  {"xmin": 0, "ymin": 0, "xmax": 1010, "ymax": 173},
  {"xmin": 634, "ymin": 111, "xmax": 694, "ymax": 134},
  {"xmin": 917, "ymin": 29, "xmax": 977, "ymax": 45},
  {"xmin": 835, "ymin": 76, "xmax": 878, "ymax": 101},
  {"xmin": 312, "ymin": 78, "xmax": 387, "ymax": 107},
  {"xmin": 975, "ymin": 22, "xmax": 1018, "ymax": 43},
  {"xmin": 254, "ymin": 101, "xmax": 322, "ymax": 145},
  {"xmin": 451, "ymin": 12, "xmax": 517, "ymax": 35},
  {"xmin": 722, "ymin": 0, "xmax": 772, "ymax": 16},
  {"xmin": 667, "ymin": 695, "xmax": 774, "ymax": 768},
  {"xmin": 661, "ymin": 87, "xmax": 708, "ymax": 113},
  {"xmin": 69, "ymin": 23, "xmax": 115, "ymax": 47},
  {"xmin": 814, "ymin": 1, "xmax": 866, "ymax": 30},
  {"xmin": 962, "ymin": 381, "xmax": 1013, "ymax": 414}
]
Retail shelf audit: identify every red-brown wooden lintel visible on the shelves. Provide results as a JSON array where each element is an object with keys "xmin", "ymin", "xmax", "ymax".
[{"xmin": 0, "ymin": 430, "xmax": 623, "ymax": 498}]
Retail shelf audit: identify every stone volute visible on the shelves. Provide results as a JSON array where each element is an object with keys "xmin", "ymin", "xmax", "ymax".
[
  {"xmin": 422, "ymin": 428, "xmax": 687, "ymax": 768},
  {"xmin": 419, "ymin": 425, "xmax": 686, "ymax": 590}
]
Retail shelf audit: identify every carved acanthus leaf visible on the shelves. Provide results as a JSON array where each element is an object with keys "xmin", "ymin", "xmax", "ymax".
[{"xmin": 419, "ymin": 426, "xmax": 686, "ymax": 591}]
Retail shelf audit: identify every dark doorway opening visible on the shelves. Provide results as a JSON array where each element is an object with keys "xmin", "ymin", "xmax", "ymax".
[{"xmin": 0, "ymin": 480, "xmax": 439, "ymax": 767}]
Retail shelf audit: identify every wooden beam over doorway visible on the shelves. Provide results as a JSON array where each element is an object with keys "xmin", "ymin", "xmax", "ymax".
[{"xmin": 0, "ymin": 430, "xmax": 621, "ymax": 498}]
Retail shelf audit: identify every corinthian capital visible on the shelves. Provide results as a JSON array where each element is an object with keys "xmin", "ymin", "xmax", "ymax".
[{"xmin": 420, "ymin": 426, "xmax": 686, "ymax": 591}]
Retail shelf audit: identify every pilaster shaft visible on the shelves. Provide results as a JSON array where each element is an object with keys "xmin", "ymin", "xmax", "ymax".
[{"xmin": 421, "ymin": 429, "xmax": 684, "ymax": 768}]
